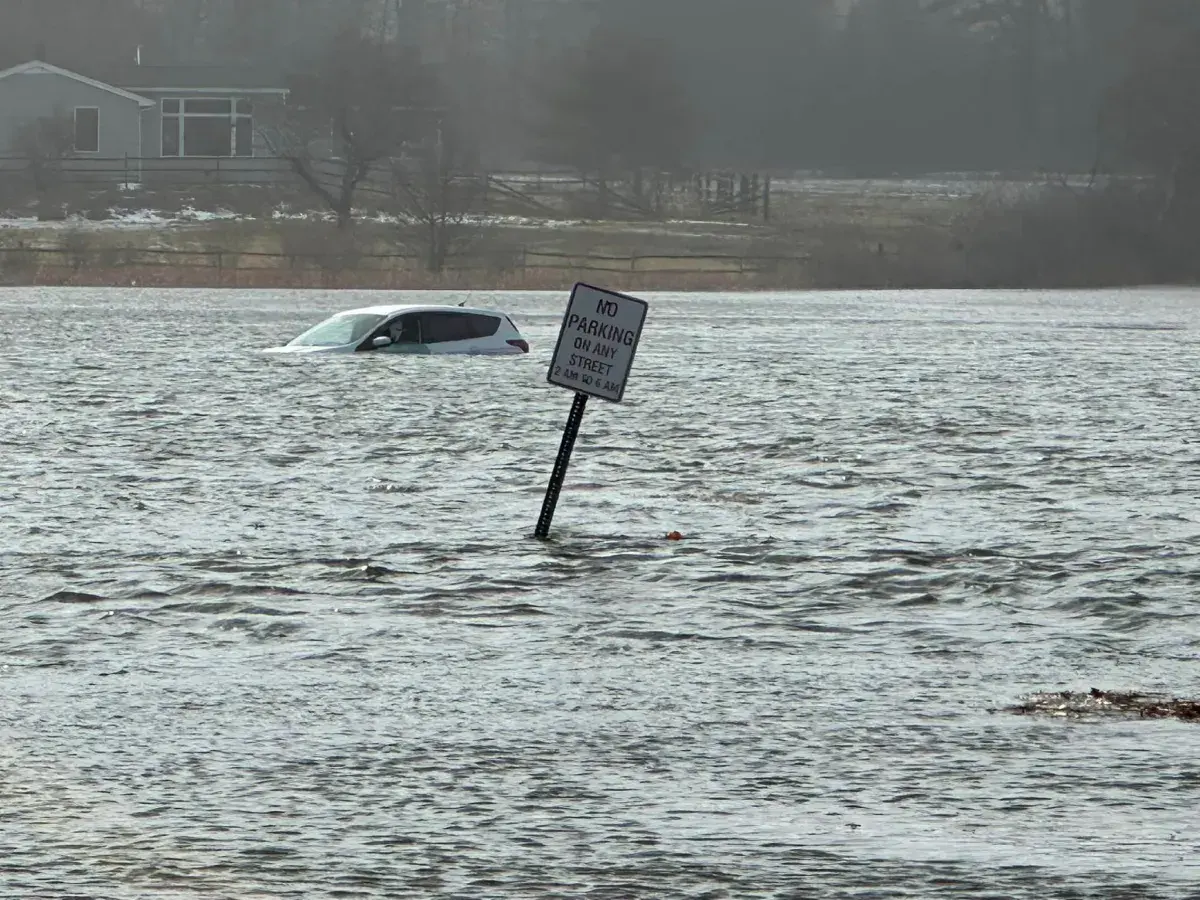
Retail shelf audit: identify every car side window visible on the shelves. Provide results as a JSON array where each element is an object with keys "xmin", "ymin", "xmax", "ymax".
[
  {"xmin": 388, "ymin": 314, "xmax": 421, "ymax": 344},
  {"xmin": 420, "ymin": 311, "xmax": 478, "ymax": 343}
]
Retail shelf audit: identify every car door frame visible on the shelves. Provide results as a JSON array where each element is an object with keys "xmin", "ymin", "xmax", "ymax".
[{"xmin": 359, "ymin": 312, "xmax": 428, "ymax": 353}]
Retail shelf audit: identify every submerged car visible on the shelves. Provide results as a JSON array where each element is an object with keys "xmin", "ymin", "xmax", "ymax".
[{"xmin": 264, "ymin": 304, "xmax": 530, "ymax": 356}]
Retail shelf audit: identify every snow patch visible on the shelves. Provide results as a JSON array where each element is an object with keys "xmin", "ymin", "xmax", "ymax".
[
  {"xmin": 177, "ymin": 206, "xmax": 241, "ymax": 222},
  {"xmin": 110, "ymin": 208, "xmax": 172, "ymax": 226},
  {"xmin": 0, "ymin": 206, "xmax": 245, "ymax": 231}
]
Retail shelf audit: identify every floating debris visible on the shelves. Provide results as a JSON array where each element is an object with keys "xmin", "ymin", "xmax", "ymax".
[{"xmin": 1003, "ymin": 688, "xmax": 1200, "ymax": 721}]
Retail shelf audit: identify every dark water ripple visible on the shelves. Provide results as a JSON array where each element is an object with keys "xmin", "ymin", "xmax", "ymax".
[{"xmin": 3, "ymin": 286, "xmax": 1200, "ymax": 898}]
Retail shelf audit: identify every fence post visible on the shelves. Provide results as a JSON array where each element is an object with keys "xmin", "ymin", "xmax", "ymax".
[{"xmin": 763, "ymin": 175, "xmax": 771, "ymax": 222}]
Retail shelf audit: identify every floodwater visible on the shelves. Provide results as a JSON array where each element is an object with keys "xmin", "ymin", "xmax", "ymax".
[{"xmin": 2, "ymin": 286, "xmax": 1199, "ymax": 899}]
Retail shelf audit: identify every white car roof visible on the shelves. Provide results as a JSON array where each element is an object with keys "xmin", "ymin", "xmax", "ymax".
[{"xmin": 333, "ymin": 304, "xmax": 509, "ymax": 318}]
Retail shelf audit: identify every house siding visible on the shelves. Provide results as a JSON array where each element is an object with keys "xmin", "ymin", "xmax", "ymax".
[
  {"xmin": 0, "ymin": 64, "xmax": 292, "ymax": 187},
  {"xmin": 0, "ymin": 71, "xmax": 143, "ymax": 161}
]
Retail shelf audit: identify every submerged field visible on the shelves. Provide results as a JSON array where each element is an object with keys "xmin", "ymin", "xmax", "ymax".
[{"xmin": 4, "ymin": 285, "xmax": 1199, "ymax": 898}]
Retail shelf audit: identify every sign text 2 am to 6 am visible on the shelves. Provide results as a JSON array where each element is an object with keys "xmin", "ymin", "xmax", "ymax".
[{"xmin": 546, "ymin": 283, "xmax": 648, "ymax": 402}]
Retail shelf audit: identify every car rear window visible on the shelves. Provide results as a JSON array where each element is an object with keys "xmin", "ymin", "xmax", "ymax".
[{"xmin": 469, "ymin": 314, "xmax": 501, "ymax": 338}]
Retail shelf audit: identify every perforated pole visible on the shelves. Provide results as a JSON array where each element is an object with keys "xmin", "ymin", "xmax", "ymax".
[{"xmin": 534, "ymin": 392, "xmax": 589, "ymax": 539}]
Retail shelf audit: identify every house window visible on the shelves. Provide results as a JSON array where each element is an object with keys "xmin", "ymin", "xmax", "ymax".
[
  {"xmin": 74, "ymin": 107, "xmax": 99, "ymax": 153},
  {"xmin": 161, "ymin": 98, "xmax": 254, "ymax": 158}
]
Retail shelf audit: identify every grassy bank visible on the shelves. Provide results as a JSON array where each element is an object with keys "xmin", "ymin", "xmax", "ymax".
[
  {"xmin": 1, "ymin": 176, "xmax": 1195, "ymax": 291},
  {"xmin": 0, "ymin": 265, "xmax": 796, "ymax": 292},
  {"xmin": 0, "ymin": 196, "xmax": 976, "ymax": 291}
]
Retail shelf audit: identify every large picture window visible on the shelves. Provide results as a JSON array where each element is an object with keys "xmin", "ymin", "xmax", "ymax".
[{"xmin": 161, "ymin": 98, "xmax": 253, "ymax": 158}]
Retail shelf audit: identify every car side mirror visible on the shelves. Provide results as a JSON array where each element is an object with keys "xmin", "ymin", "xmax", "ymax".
[{"xmin": 371, "ymin": 335, "xmax": 393, "ymax": 348}]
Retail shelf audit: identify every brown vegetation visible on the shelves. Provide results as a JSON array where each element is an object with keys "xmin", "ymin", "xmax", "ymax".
[
  {"xmin": 1006, "ymin": 688, "xmax": 1200, "ymax": 722},
  {"xmin": 950, "ymin": 182, "xmax": 1200, "ymax": 288},
  {"xmin": 2, "ymin": 174, "xmax": 1198, "ymax": 292},
  {"xmin": 0, "ymin": 260, "xmax": 790, "ymax": 293}
]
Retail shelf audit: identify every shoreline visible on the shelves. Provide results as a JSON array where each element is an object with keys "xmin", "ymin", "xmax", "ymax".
[
  {"xmin": 2, "ymin": 264, "xmax": 1194, "ymax": 293},
  {"xmin": 1, "ymin": 174, "xmax": 1195, "ymax": 292},
  {"xmin": 0, "ymin": 266, "xmax": 796, "ymax": 292}
]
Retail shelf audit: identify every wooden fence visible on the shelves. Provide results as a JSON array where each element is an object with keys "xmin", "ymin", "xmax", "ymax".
[
  {"xmin": 0, "ymin": 243, "xmax": 806, "ymax": 274},
  {"xmin": 0, "ymin": 154, "xmax": 293, "ymax": 186},
  {"xmin": 0, "ymin": 242, "xmax": 809, "ymax": 284},
  {"xmin": 0, "ymin": 156, "xmax": 773, "ymax": 221}
]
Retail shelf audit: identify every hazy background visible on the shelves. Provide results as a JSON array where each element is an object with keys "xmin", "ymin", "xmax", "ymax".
[
  {"xmin": 1, "ymin": 0, "xmax": 1192, "ymax": 175},
  {"xmin": 1, "ymin": 1, "xmax": 1198, "ymax": 289}
]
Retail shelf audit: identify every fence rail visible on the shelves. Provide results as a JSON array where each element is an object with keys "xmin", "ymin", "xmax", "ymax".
[
  {"xmin": 0, "ymin": 243, "xmax": 809, "ymax": 278},
  {"xmin": 0, "ymin": 156, "xmax": 773, "ymax": 220}
]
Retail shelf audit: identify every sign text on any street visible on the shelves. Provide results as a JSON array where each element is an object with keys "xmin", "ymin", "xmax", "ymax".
[
  {"xmin": 547, "ymin": 283, "xmax": 648, "ymax": 403},
  {"xmin": 535, "ymin": 283, "xmax": 649, "ymax": 538}
]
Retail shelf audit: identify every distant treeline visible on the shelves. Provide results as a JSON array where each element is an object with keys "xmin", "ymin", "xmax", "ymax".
[
  {"xmin": 2, "ymin": 0, "xmax": 1197, "ymax": 178},
  {"xmin": 4, "ymin": 0, "xmax": 1200, "ymax": 288}
]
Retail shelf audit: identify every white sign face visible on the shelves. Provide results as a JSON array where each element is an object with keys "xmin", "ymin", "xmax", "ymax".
[{"xmin": 547, "ymin": 283, "xmax": 648, "ymax": 402}]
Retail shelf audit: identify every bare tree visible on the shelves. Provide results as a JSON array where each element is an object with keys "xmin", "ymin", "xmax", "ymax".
[
  {"xmin": 390, "ymin": 124, "xmax": 486, "ymax": 273},
  {"xmin": 0, "ymin": 0, "xmax": 156, "ymax": 71},
  {"xmin": 530, "ymin": 26, "xmax": 693, "ymax": 215},
  {"xmin": 262, "ymin": 30, "xmax": 437, "ymax": 229},
  {"xmin": 927, "ymin": 0, "xmax": 1060, "ymax": 159},
  {"xmin": 1101, "ymin": 1, "xmax": 1200, "ymax": 222},
  {"xmin": 145, "ymin": 0, "xmax": 375, "ymax": 64},
  {"xmin": 13, "ymin": 113, "xmax": 75, "ymax": 196}
]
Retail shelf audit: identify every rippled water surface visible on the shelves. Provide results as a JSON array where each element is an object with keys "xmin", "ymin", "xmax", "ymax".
[{"xmin": 3, "ymin": 286, "xmax": 1200, "ymax": 899}]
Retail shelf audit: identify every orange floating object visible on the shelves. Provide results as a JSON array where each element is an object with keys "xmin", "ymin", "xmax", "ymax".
[{"xmin": 666, "ymin": 531, "xmax": 684, "ymax": 541}]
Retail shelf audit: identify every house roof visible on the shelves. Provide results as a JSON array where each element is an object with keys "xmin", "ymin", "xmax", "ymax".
[
  {"xmin": 107, "ymin": 64, "xmax": 289, "ymax": 94},
  {"xmin": 0, "ymin": 60, "xmax": 154, "ymax": 107}
]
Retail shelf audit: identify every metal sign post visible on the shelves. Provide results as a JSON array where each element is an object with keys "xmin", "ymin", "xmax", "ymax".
[
  {"xmin": 534, "ymin": 391, "xmax": 588, "ymax": 539},
  {"xmin": 534, "ymin": 282, "xmax": 648, "ymax": 539}
]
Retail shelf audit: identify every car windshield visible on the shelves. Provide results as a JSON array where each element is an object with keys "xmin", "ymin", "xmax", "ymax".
[{"xmin": 289, "ymin": 313, "xmax": 385, "ymax": 347}]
